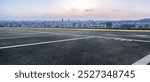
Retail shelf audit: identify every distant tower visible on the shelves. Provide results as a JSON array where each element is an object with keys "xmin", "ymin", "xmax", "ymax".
[
  {"xmin": 61, "ymin": 18, "xmax": 64, "ymax": 22},
  {"xmin": 61, "ymin": 18, "xmax": 64, "ymax": 27},
  {"xmin": 68, "ymin": 19, "xmax": 70, "ymax": 27},
  {"xmin": 106, "ymin": 22, "xmax": 113, "ymax": 28}
]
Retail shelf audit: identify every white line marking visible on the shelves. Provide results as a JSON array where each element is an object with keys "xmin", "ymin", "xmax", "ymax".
[
  {"xmin": 132, "ymin": 54, "xmax": 150, "ymax": 65},
  {"xmin": 18, "ymin": 30, "xmax": 150, "ymax": 43},
  {"xmin": 95, "ymin": 36, "xmax": 150, "ymax": 43},
  {"xmin": 0, "ymin": 36, "xmax": 95, "ymax": 50},
  {"xmin": 1, "ymin": 29, "xmax": 150, "ymax": 43},
  {"xmin": 98, "ymin": 30, "xmax": 150, "ymax": 32},
  {"xmin": 135, "ymin": 35, "xmax": 148, "ymax": 37},
  {"xmin": 6, "ymin": 29, "xmax": 148, "ymax": 44},
  {"xmin": 103, "ymin": 34, "xmax": 150, "ymax": 38}
]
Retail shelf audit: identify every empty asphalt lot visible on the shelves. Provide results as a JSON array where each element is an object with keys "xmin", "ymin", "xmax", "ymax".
[{"xmin": 0, "ymin": 27, "xmax": 150, "ymax": 65}]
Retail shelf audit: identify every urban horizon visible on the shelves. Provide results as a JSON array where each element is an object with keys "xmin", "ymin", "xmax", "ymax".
[{"xmin": 1, "ymin": 18, "xmax": 150, "ymax": 28}]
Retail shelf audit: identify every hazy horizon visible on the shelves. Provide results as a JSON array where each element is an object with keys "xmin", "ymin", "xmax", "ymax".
[{"xmin": 1, "ymin": 0, "xmax": 150, "ymax": 20}]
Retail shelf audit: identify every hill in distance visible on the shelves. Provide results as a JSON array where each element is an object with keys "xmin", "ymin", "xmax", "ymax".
[{"xmin": 137, "ymin": 18, "xmax": 150, "ymax": 22}]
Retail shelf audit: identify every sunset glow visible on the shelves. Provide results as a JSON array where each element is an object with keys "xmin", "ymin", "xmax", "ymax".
[
  {"xmin": 64, "ymin": 0, "xmax": 96, "ymax": 10},
  {"xmin": 0, "ymin": 0, "xmax": 150, "ymax": 20}
]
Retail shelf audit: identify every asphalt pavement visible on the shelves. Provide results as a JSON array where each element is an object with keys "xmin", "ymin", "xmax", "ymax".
[{"xmin": 0, "ymin": 27, "xmax": 150, "ymax": 65}]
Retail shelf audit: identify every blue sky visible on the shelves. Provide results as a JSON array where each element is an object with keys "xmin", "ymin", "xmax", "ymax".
[{"xmin": 0, "ymin": 0, "xmax": 150, "ymax": 20}]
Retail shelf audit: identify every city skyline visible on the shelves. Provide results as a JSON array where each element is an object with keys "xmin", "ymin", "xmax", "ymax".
[{"xmin": 0, "ymin": 0, "xmax": 150, "ymax": 20}]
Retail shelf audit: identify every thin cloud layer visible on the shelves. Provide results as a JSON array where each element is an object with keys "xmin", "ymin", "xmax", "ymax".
[{"xmin": 0, "ymin": 0, "xmax": 150, "ymax": 20}]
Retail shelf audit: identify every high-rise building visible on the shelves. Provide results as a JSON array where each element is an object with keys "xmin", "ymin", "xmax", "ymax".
[{"xmin": 106, "ymin": 22, "xmax": 113, "ymax": 28}]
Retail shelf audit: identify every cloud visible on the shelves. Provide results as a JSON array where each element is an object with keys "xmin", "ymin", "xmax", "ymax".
[{"xmin": 84, "ymin": 9, "xmax": 94, "ymax": 12}]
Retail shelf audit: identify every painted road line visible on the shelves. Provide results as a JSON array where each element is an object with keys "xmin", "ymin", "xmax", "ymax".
[
  {"xmin": 113, "ymin": 38, "xmax": 150, "ymax": 43},
  {"xmin": 1, "ymin": 28, "xmax": 150, "ymax": 43},
  {"xmin": 1, "ymin": 32, "xmax": 150, "ymax": 43},
  {"xmin": 132, "ymin": 54, "xmax": 150, "ymax": 65},
  {"xmin": 0, "ymin": 36, "xmax": 95, "ymax": 50},
  {"xmin": 103, "ymin": 34, "xmax": 150, "ymax": 38},
  {"xmin": 95, "ymin": 36, "xmax": 150, "ymax": 43},
  {"xmin": 99, "ymin": 29, "xmax": 150, "ymax": 32}
]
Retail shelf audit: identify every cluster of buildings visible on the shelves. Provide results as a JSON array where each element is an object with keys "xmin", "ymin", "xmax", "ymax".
[{"xmin": 0, "ymin": 19, "xmax": 150, "ymax": 28}]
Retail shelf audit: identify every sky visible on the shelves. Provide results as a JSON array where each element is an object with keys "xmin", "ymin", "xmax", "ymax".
[{"xmin": 0, "ymin": 0, "xmax": 150, "ymax": 20}]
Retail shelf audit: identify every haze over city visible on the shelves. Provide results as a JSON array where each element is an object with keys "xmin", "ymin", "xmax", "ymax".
[{"xmin": 0, "ymin": 0, "xmax": 150, "ymax": 20}]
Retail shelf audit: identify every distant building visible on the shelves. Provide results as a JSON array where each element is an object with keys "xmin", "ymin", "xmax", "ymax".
[
  {"xmin": 106, "ymin": 22, "xmax": 113, "ymax": 28},
  {"xmin": 0, "ymin": 19, "xmax": 150, "ymax": 28}
]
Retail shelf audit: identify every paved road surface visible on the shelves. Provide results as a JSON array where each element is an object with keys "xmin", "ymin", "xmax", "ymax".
[{"xmin": 0, "ymin": 27, "xmax": 150, "ymax": 65}]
